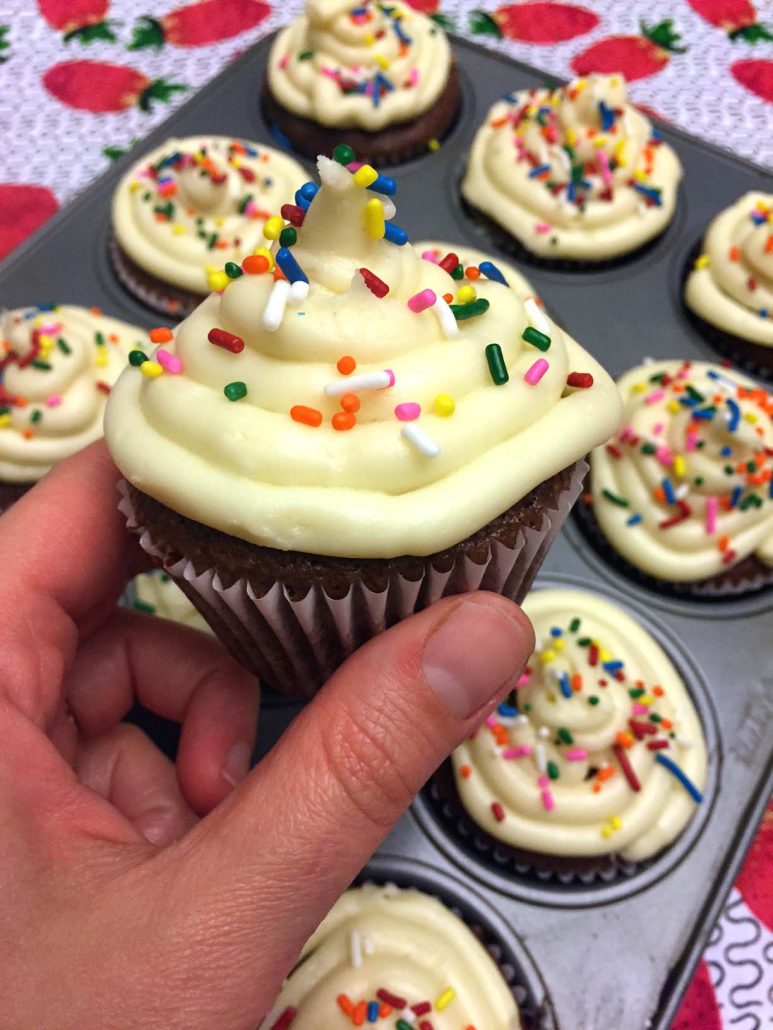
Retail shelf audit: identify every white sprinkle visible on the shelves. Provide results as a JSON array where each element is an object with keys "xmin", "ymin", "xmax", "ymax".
[
  {"xmin": 514, "ymin": 714, "xmax": 529, "ymax": 727},
  {"xmin": 535, "ymin": 742, "xmax": 547, "ymax": 774},
  {"xmin": 496, "ymin": 714, "xmax": 522, "ymax": 726},
  {"xmin": 551, "ymin": 145, "xmax": 571, "ymax": 176},
  {"xmin": 401, "ymin": 423, "xmax": 441, "ymax": 458},
  {"xmin": 524, "ymin": 296, "xmax": 550, "ymax": 337},
  {"xmin": 674, "ymin": 734, "xmax": 693, "ymax": 749},
  {"xmin": 324, "ymin": 369, "xmax": 393, "ymax": 397},
  {"xmin": 288, "ymin": 280, "xmax": 309, "ymax": 306},
  {"xmin": 380, "ymin": 196, "xmax": 396, "ymax": 220},
  {"xmin": 261, "ymin": 278, "xmax": 291, "ymax": 331},
  {"xmin": 538, "ymin": 725, "xmax": 550, "ymax": 739},
  {"xmin": 675, "ymin": 483, "xmax": 690, "ymax": 500},
  {"xmin": 433, "ymin": 295, "xmax": 458, "ymax": 338},
  {"xmin": 363, "ymin": 935, "xmax": 375, "ymax": 956},
  {"xmin": 349, "ymin": 929, "xmax": 362, "ymax": 968}
]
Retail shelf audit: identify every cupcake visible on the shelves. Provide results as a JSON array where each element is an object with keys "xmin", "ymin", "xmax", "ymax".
[
  {"xmin": 684, "ymin": 192, "xmax": 773, "ymax": 377},
  {"xmin": 111, "ymin": 136, "xmax": 307, "ymax": 317},
  {"xmin": 262, "ymin": 883, "xmax": 522, "ymax": 1029},
  {"xmin": 583, "ymin": 359, "xmax": 773, "ymax": 596},
  {"xmin": 415, "ymin": 240, "xmax": 541, "ymax": 304},
  {"xmin": 105, "ymin": 150, "xmax": 622, "ymax": 696},
  {"xmin": 0, "ymin": 304, "xmax": 144, "ymax": 512},
  {"xmin": 449, "ymin": 587, "xmax": 707, "ymax": 875},
  {"xmin": 132, "ymin": 569, "xmax": 213, "ymax": 634},
  {"xmin": 462, "ymin": 74, "xmax": 682, "ymax": 266},
  {"xmin": 264, "ymin": 0, "xmax": 459, "ymax": 164}
]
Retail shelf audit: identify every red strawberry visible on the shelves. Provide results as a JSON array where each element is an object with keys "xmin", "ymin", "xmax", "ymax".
[
  {"xmin": 732, "ymin": 58, "xmax": 773, "ymax": 102},
  {"xmin": 128, "ymin": 0, "xmax": 270, "ymax": 50},
  {"xmin": 470, "ymin": 3, "xmax": 598, "ymax": 43},
  {"xmin": 405, "ymin": 0, "xmax": 440, "ymax": 11},
  {"xmin": 38, "ymin": 0, "xmax": 118, "ymax": 43},
  {"xmin": 0, "ymin": 184, "xmax": 58, "ymax": 261},
  {"xmin": 687, "ymin": 0, "xmax": 773, "ymax": 43},
  {"xmin": 671, "ymin": 961, "xmax": 721, "ymax": 1030},
  {"xmin": 735, "ymin": 806, "xmax": 773, "ymax": 929},
  {"xmin": 43, "ymin": 60, "xmax": 187, "ymax": 113},
  {"xmin": 571, "ymin": 20, "xmax": 687, "ymax": 82}
]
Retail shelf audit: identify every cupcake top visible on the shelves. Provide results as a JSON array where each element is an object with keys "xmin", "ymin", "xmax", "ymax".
[
  {"xmin": 685, "ymin": 192, "xmax": 773, "ymax": 348},
  {"xmin": 589, "ymin": 359, "xmax": 773, "ymax": 583},
  {"xmin": 0, "ymin": 304, "xmax": 143, "ymax": 484},
  {"xmin": 262, "ymin": 883, "xmax": 521, "ymax": 1030},
  {"xmin": 415, "ymin": 239, "xmax": 540, "ymax": 304},
  {"xmin": 453, "ymin": 588, "xmax": 707, "ymax": 862},
  {"xmin": 462, "ymin": 74, "xmax": 682, "ymax": 261},
  {"xmin": 112, "ymin": 136, "xmax": 307, "ymax": 295},
  {"xmin": 267, "ymin": 0, "xmax": 452, "ymax": 132},
  {"xmin": 105, "ymin": 152, "xmax": 622, "ymax": 560},
  {"xmin": 133, "ymin": 570, "xmax": 212, "ymax": 634}
]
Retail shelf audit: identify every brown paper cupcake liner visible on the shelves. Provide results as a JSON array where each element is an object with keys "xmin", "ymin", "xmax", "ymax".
[
  {"xmin": 116, "ymin": 460, "xmax": 586, "ymax": 697},
  {"xmin": 108, "ymin": 234, "xmax": 200, "ymax": 320}
]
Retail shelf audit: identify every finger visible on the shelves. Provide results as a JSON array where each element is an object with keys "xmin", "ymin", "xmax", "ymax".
[
  {"xmin": 76, "ymin": 723, "xmax": 197, "ymax": 846},
  {"xmin": 64, "ymin": 609, "xmax": 259, "ymax": 814},
  {"xmin": 166, "ymin": 592, "xmax": 533, "ymax": 1007}
]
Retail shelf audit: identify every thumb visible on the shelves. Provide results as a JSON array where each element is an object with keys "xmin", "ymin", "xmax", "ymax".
[{"xmin": 169, "ymin": 591, "xmax": 533, "ymax": 1015}]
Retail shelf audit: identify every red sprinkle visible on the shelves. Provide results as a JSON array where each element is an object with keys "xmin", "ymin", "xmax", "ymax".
[
  {"xmin": 605, "ymin": 443, "xmax": 622, "ymax": 459},
  {"xmin": 646, "ymin": 739, "xmax": 670, "ymax": 751},
  {"xmin": 439, "ymin": 251, "xmax": 459, "ymax": 274},
  {"xmin": 208, "ymin": 328, "xmax": 244, "ymax": 354},
  {"xmin": 95, "ymin": 381, "xmax": 111, "ymax": 395},
  {"xmin": 588, "ymin": 644, "xmax": 599, "ymax": 667},
  {"xmin": 566, "ymin": 371, "xmax": 593, "ymax": 389},
  {"xmin": 613, "ymin": 743, "xmax": 641, "ymax": 792},
  {"xmin": 269, "ymin": 1007, "xmax": 297, "ymax": 1030},
  {"xmin": 359, "ymin": 267, "xmax": 389, "ymax": 298},
  {"xmin": 376, "ymin": 989, "xmax": 406, "ymax": 1009},
  {"xmin": 412, "ymin": 1002, "xmax": 432, "ymax": 1015},
  {"xmin": 280, "ymin": 203, "xmax": 306, "ymax": 226},
  {"xmin": 491, "ymin": 801, "xmax": 505, "ymax": 822}
]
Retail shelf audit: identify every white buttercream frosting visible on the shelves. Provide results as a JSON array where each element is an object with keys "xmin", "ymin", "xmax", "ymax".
[
  {"xmin": 133, "ymin": 570, "xmax": 212, "ymax": 634},
  {"xmin": 0, "ymin": 305, "xmax": 143, "ymax": 484},
  {"xmin": 453, "ymin": 588, "xmax": 707, "ymax": 861},
  {"xmin": 105, "ymin": 155, "xmax": 622, "ymax": 559},
  {"xmin": 267, "ymin": 0, "xmax": 451, "ymax": 131},
  {"xmin": 112, "ymin": 136, "xmax": 307, "ymax": 294},
  {"xmin": 414, "ymin": 240, "xmax": 540, "ymax": 303},
  {"xmin": 462, "ymin": 74, "xmax": 682, "ymax": 260},
  {"xmin": 590, "ymin": 360, "xmax": 773, "ymax": 582},
  {"xmin": 685, "ymin": 192, "xmax": 773, "ymax": 347},
  {"xmin": 261, "ymin": 884, "xmax": 521, "ymax": 1030}
]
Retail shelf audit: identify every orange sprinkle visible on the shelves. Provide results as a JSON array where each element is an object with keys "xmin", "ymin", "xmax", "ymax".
[
  {"xmin": 89, "ymin": 306, "xmax": 102, "ymax": 315},
  {"xmin": 290, "ymin": 405, "xmax": 322, "ymax": 427},
  {"xmin": 490, "ymin": 115, "xmax": 509, "ymax": 128},
  {"xmin": 653, "ymin": 686, "xmax": 664, "ymax": 697},
  {"xmin": 597, "ymin": 766, "xmax": 616, "ymax": 782},
  {"xmin": 460, "ymin": 764, "xmax": 472, "ymax": 778},
  {"xmin": 465, "ymin": 266, "xmax": 481, "ymax": 280},
  {"xmin": 765, "ymin": 234, "xmax": 773, "ymax": 254},
  {"xmin": 615, "ymin": 731, "xmax": 634, "ymax": 749},
  {"xmin": 592, "ymin": 783, "xmax": 602, "ymax": 793},
  {"xmin": 242, "ymin": 254, "xmax": 269, "ymax": 275},
  {"xmin": 653, "ymin": 486, "xmax": 666, "ymax": 504},
  {"xmin": 443, "ymin": 292, "xmax": 453, "ymax": 304},
  {"xmin": 337, "ymin": 994, "xmax": 354, "ymax": 1017},
  {"xmin": 728, "ymin": 245, "xmax": 741, "ymax": 261},
  {"xmin": 149, "ymin": 327, "xmax": 173, "ymax": 344},
  {"xmin": 718, "ymin": 534, "xmax": 730, "ymax": 552},
  {"xmin": 332, "ymin": 411, "xmax": 356, "ymax": 431},
  {"xmin": 571, "ymin": 673, "xmax": 583, "ymax": 692},
  {"xmin": 661, "ymin": 718, "xmax": 673, "ymax": 730},
  {"xmin": 337, "ymin": 355, "xmax": 356, "ymax": 375},
  {"xmin": 340, "ymin": 393, "xmax": 360, "ymax": 413},
  {"xmin": 273, "ymin": 266, "xmax": 287, "ymax": 281},
  {"xmin": 108, "ymin": 333, "xmax": 119, "ymax": 343},
  {"xmin": 353, "ymin": 1001, "xmax": 367, "ymax": 1026},
  {"xmin": 22, "ymin": 428, "xmax": 34, "ymax": 440},
  {"xmin": 379, "ymin": 1004, "xmax": 393, "ymax": 1018}
]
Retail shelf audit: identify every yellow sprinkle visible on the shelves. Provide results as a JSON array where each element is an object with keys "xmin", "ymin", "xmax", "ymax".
[
  {"xmin": 539, "ymin": 649, "xmax": 556, "ymax": 664},
  {"xmin": 172, "ymin": 225, "xmax": 185, "ymax": 235},
  {"xmin": 456, "ymin": 284, "xmax": 476, "ymax": 304},
  {"xmin": 364, "ymin": 197, "xmax": 385, "ymax": 239},
  {"xmin": 599, "ymin": 647, "xmax": 611, "ymax": 662},
  {"xmin": 427, "ymin": 138, "xmax": 440, "ymax": 152},
  {"xmin": 140, "ymin": 360, "xmax": 163, "ymax": 379},
  {"xmin": 631, "ymin": 383, "xmax": 646, "ymax": 394},
  {"xmin": 592, "ymin": 135, "xmax": 607, "ymax": 149},
  {"xmin": 666, "ymin": 400, "xmax": 681, "ymax": 414},
  {"xmin": 375, "ymin": 54, "xmax": 390, "ymax": 70},
  {"xmin": 565, "ymin": 127, "xmax": 577, "ymax": 147},
  {"xmin": 263, "ymin": 215, "xmax": 284, "ymax": 240},
  {"xmin": 252, "ymin": 245, "xmax": 275, "ymax": 271},
  {"xmin": 364, "ymin": 32, "xmax": 374, "ymax": 45},
  {"xmin": 614, "ymin": 139, "xmax": 627, "ymax": 167},
  {"xmin": 673, "ymin": 455, "xmax": 686, "ymax": 478},
  {"xmin": 435, "ymin": 988, "xmax": 456, "ymax": 1012},
  {"xmin": 353, "ymin": 164, "xmax": 378, "ymax": 188},
  {"xmin": 208, "ymin": 270, "xmax": 230, "ymax": 292},
  {"xmin": 205, "ymin": 264, "xmax": 218, "ymax": 274},
  {"xmin": 611, "ymin": 815, "xmax": 622, "ymax": 830},
  {"xmin": 575, "ymin": 78, "xmax": 588, "ymax": 92},
  {"xmin": 694, "ymin": 253, "xmax": 710, "ymax": 270},
  {"xmin": 525, "ymin": 104, "xmax": 538, "ymax": 117},
  {"xmin": 129, "ymin": 181, "xmax": 140, "ymax": 193},
  {"xmin": 553, "ymin": 638, "xmax": 565, "ymax": 652},
  {"xmin": 0, "ymin": 414, "xmax": 11, "ymax": 428},
  {"xmin": 638, "ymin": 694, "xmax": 653, "ymax": 706},
  {"xmin": 215, "ymin": 217, "xmax": 224, "ymax": 228},
  {"xmin": 601, "ymin": 827, "xmax": 613, "ymax": 839},
  {"xmin": 744, "ymin": 412, "xmax": 757, "ymax": 424},
  {"xmin": 95, "ymin": 352, "xmax": 108, "ymax": 368},
  {"xmin": 434, "ymin": 393, "xmax": 455, "ymax": 417}
]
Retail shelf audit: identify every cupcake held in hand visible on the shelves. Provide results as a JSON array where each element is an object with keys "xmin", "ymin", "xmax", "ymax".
[
  {"xmin": 105, "ymin": 149, "xmax": 622, "ymax": 696},
  {"xmin": 462, "ymin": 74, "xmax": 682, "ymax": 265}
]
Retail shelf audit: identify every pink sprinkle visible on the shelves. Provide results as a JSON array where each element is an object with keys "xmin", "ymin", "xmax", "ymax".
[
  {"xmin": 685, "ymin": 431, "xmax": 698, "ymax": 452},
  {"xmin": 503, "ymin": 745, "xmax": 532, "ymax": 759},
  {"xmin": 384, "ymin": 368, "xmax": 395, "ymax": 388},
  {"xmin": 320, "ymin": 66, "xmax": 339, "ymax": 80},
  {"xmin": 525, "ymin": 358, "xmax": 549, "ymax": 385},
  {"xmin": 407, "ymin": 289, "xmax": 436, "ymax": 313},
  {"xmin": 45, "ymin": 394, "xmax": 62, "ymax": 408},
  {"xmin": 655, "ymin": 447, "xmax": 673, "ymax": 467},
  {"xmin": 347, "ymin": 161, "xmax": 363, "ymax": 172},
  {"xmin": 632, "ymin": 703, "xmax": 649, "ymax": 716},
  {"xmin": 644, "ymin": 389, "xmax": 665, "ymax": 405},
  {"xmin": 485, "ymin": 715, "xmax": 498, "ymax": 728},
  {"xmin": 538, "ymin": 776, "xmax": 555, "ymax": 811},
  {"xmin": 421, "ymin": 250, "xmax": 439, "ymax": 263},
  {"xmin": 395, "ymin": 402, "xmax": 421, "ymax": 421},
  {"xmin": 619, "ymin": 426, "xmax": 636, "ymax": 443},
  {"xmin": 516, "ymin": 671, "xmax": 531, "ymax": 687},
  {"xmin": 157, "ymin": 348, "xmax": 182, "ymax": 374},
  {"xmin": 705, "ymin": 496, "xmax": 718, "ymax": 534},
  {"xmin": 535, "ymin": 222, "xmax": 552, "ymax": 234},
  {"xmin": 279, "ymin": 54, "xmax": 289, "ymax": 70},
  {"xmin": 652, "ymin": 422, "xmax": 664, "ymax": 435},
  {"xmin": 566, "ymin": 748, "xmax": 588, "ymax": 761},
  {"xmin": 408, "ymin": 67, "xmax": 419, "ymax": 87},
  {"xmin": 596, "ymin": 149, "xmax": 612, "ymax": 186}
]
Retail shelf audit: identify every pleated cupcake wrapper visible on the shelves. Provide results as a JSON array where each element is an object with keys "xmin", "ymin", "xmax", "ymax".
[
  {"xmin": 108, "ymin": 234, "xmax": 199, "ymax": 320},
  {"xmin": 117, "ymin": 461, "xmax": 586, "ymax": 698}
]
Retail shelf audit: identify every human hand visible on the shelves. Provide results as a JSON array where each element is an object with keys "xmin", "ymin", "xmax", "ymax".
[{"xmin": 0, "ymin": 441, "xmax": 534, "ymax": 1029}]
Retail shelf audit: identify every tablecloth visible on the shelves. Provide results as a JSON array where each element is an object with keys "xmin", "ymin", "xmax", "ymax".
[{"xmin": 0, "ymin": 2, "xmax": 771, "ymax": 1025}]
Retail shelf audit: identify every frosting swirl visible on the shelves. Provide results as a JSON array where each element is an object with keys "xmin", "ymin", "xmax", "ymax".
[
  {"xmin": 453, "ymin": 588, "xmax": 707, "ymax": 861},
  {"xmin": 106, "ymin": 155, "xmax": 622, "ymax": 559},
  {"xmin": 267, "ymin": 0, "xmax": 451, "ymax": 131},
  {"xmin": 415, "ymin": 240, "xmax": 540, "ymax": 303},
  {"xmin": 685, "ymin": 192, "xmax": 773, "ymax": 347},
  {"xmin": 262, "ymin": 884, "xmax": 521, "ymax": 1030},
  {"xmin": 590, "ymin": 360, "xmax": 773, "ymax": 582},
  {"xmin": 462, "ymin": 74, "xmax": 682, "ymax": 260},
  {"xmin": 0, "ymin": 305, "xmax": 143, "ymax": 484},
  {"xmin": 112, "ymin": 137, "xmax": 307, "ymax": 294},
  {"xmin": 133, "ymin": 570, "xmax": 212, "ymax": 633}
]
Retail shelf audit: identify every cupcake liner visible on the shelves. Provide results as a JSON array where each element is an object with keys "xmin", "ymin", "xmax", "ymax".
[
  {"xmin": 573, "ymin": 485, "xmax": 773, "ymax": 601},
  {"xmin": 116, "ymin": 460, "xmax": 586, "ymax": 697},
  {"xmin": 681, "ymin": 241, "xmax": 773, "ymax": 381},
  {"xmin": 107, "ymin": 234, "xmax": 200, "ymax": 320}
]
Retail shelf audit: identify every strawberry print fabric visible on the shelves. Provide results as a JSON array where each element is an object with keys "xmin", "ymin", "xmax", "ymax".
[{"xmin": 0, "ymin": 3, "xmax": 771, "ymax": 1026}]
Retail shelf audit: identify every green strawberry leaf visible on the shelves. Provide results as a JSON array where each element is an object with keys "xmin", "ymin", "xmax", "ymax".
[
  {"xmin": 728, "ymin": 23, "xmax": 773, "ymax": 44},
  {"xmin": 63, "ymin": 20, "xmax": 120, "ymax": 44},
  {"xmin": 430, "ymin": 13, "xmax": 456, "ymax": 30},
  {"xmin": 103, "ymin": 138, "xmax": 138, "ymax": 162},
  {"xmin": 138, "ymin": 78, "xmax": 187, "ymax": 113},
  {"xmin": 0, "ymin": 25, "xmax": 10, "ymax": 63},
  {"xmin": 469, "ymin": 10, "xmax": 502, "ymax": 37},
  {"xmin": 641, "ymin": 19, "xmax": 688, "ymax": 54},
  {"xmin": 127, "ymin": 15, "xmax": 166, "ymax": 51}
]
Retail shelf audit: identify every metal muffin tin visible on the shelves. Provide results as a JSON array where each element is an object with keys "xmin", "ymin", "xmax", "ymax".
[{"xmin": 1, "ymin": 31, "xmax": 771, "ymax": 1030}]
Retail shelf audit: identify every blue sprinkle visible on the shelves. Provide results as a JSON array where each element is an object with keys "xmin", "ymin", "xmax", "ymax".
[
  {"xmin": 655, "ymin": 754, "xmax": 703, "ymax": 803},
  {"xmin": 498, "ymin": 702, "xmax": 518, "ymax": 717},
  {"xmin": 269, "ymin": 122, "xmax": 293, "ymax": 151},
  {"xmin": 651, "ymin": 129, "xmax": 662, "ymax": 142},
  {"xmin": 632, "ymin": 182, "xmax": 663, "ymax": 206},
  {"xmin": 384, "ymin": 221, "xmax": 408, "ymax": 246},
  {"xmin": 367, "ymin": 1000, "xmax": 379, "ymax": 1023},
  {"xmin": 366, "ymin": 173, "xmax": 396, "ymax": 196},
  {"xmin": 478, "ymin": 260, "xmax": 509, "ymax": 287},
  {"xmin": 504, "ymin": 91, "xmax": 518, "ymax": 102},
  {"xmin": 566, "ymin": 181, "xmax": 577, "ymax": 203},
  {"xmin": 760, "ymin": 308, "xmax": 769, "ymax": 318},
  {"xmin": 721, "ymin": 446, "xmax": 732, "ymax": 457},
  {"xmin": 750, "ymin": 210, "xmax": 766, "ymax": 225},
  {"xmin": 627, "ymin": 513, "xmax": 643, "ymax": 526},
  {"xmin": 692, "ymin": 407, "xmax": 716, "ymax": 420},
  {"xmin": 351, "ymin": 5, "xmax": 368, "ymax": 13},
  {"xmin": 558, "ymin": 672, "xmax": 572, "ymax": 699},
  {"xmin": 679, "ymin": 395, "xmax": 700, "ymax": 408},
  {"xmin": 730, "ymin": 485, "xmax": 743, "ymax": 508},
  {"xmin": 769, "ymin": 478, "xmax": 773, "ymax": 500},
  {"xmin": 275, "ymin": 247, "xmax": 308, "ymax": 284},
  {"xmin": 602, "ymin": 660, "xmax": 624, "ymax": 674},
  {"xmin": 550, "ymin": 626, "xmax": 563, "ymax": 638},
  {"xmin": 529, "ymin": 163, "xmax": 551, "ymax": 178},
  {"xmin": 662, "ymin": 478, "xmax": 676, "ymax": 504},
  {"xmin": 598, "ymin": 99, "xmax": 615, "ymax": 131},
  {"xmin": 726, "ymin": 398, "xmax": 741, "ymax": 432}
]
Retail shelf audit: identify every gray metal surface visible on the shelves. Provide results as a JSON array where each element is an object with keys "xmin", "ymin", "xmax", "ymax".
[{"xmin": 2, "ymin": 32, "xmax": 771, "ymax": 1030}]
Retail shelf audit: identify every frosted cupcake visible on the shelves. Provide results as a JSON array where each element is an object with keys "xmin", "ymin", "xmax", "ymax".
[
  {"xmin": 684, "ymin": 192, "xmax": 773, "ymax": 377},
  {"xmin": 264, "ymin": 0, "xmax": 459, "ymax": 163},
  {"xmin": 111, "ymin": 136, "xmax": 307, "ymax": 317},
  {"xmin": 105, "ymin": 150, "xmax": 622, "ymax": 696},
  {"xmin": 262, "ymin": 884, "xmax": 522, "ymax": 1029},
  {"xmin": 448, "ymin": 588, "xmax": 707, "ymax": 877},
  {"xmin": 583, "ymin": 360, "xmax": 773, "ymax": 596},
  {"xmin": 462, "ymin": 74, "xmax": 682, "ymax": 266},
  {"xmin": 0, "ymin": 304, "xmax": 143, "ymax": 511},
  {"xmin": 415, "ymin": 240, "xmax": 541, "ymax": 305}
]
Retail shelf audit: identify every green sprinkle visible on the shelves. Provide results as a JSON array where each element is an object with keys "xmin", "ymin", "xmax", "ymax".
[
  {"xmin": 451, "ymin": 263, "xmax": 464, "ymax": 280},
  {"xmin": 279, "ymin": 226, "xmax": 297, "ymax": 247},
  {"xmin": 641, "ymin": 442, "xmax": 656, "ymax": 455},
  {"xmin": 547, "ymin": 761, "xmax": 560, "ymax": 780},
  {"xmin": 588, "ymin": 696, "xmax": 600, "ymax": 706},
  {"xmin": 558, "ymin": 727, "xmax": 573, "ymax": 744},
  {"xmin": 153, "ymin": 201, "xmax": 174, "ymax": 220},
  {"xmin": 129, "ymin": 350, "xmax": 148, "ymax": 366},
  {"xmin": 30, "ymin": 409, "xmax": 42, "ymax": 424},
  {"xmin": 522, "ymin": 325, "xmax": 551, "ymax": 351},
  {"xmin": 237, "ymin": 193, "xmax": 253, "ymax": 214},
  {"xmin": 650, "ymin": 713, "xmax": 662, "ymax": 724},
  {"xmin": 602, "ymin": 488, "xmax": 629, "ymax": 507},
  {"xmin": 396, "ymin": 1022, "xmax": 413, "ymax": 1030},
  {"xmin": 578, "ymin": 637, "xmax": 592, "ymax": 647},
  {"xmin": 741, "ymin": 494, "xmax": 762, "ymax": 510},
  {"xmin": 685, "ymin": 385, "xmax": 704, "ymax": 403},
  {"xmin": 450, "ymin": 298, "xmax": 490, "ymax": 321},
  {"xmin": 224, "ymin": 261, "xmax": 243, "ymax": 279},
  {"xmin": 485, "ymin": 343, "xmax": 509, "ymax": 385},
  {"xmin": 133, "ymin": 600, "xmax": 156, "ymax": 615},
  {"xmin": 569, "ymin": 617, "xmax": 581, "ymax": 632},
  {"xmin": 207, "ymin": 232, "xmax": 218, "ymax": 250},
  {"xmin": 629, "ymin": 688, "xmax": 645, "ymax": 698},
  {"xmin": 332, "ymin": 143, "xmax": 355, "ymax": 165},
  {"xmin": 224, "ymin": 381, "xmax": 247, "ymax": 402},
  {"xmin": 31, "ymin": 360, "xmax": 52, "ymax": 371},
  {"xmin": 694, "ymin": 477, "xmax": 704, "ymax": 486},
  {"xmin": 0, "ymin": 406, "xmax": 9, "ymax": 417},
  {"xmin": 298, "ymin": 49, "xmax": 314, "ymax": 60},
  {"xmin": 95, "ymin": 331, "xmax": 106, "ymax": 346},
  {"xmin": 57, "ymin": 337, "xmax": 71, "ymax": 354},
  {"xmin": 723, "ymin": 465, "xmax": 734, "ymax": 475}
]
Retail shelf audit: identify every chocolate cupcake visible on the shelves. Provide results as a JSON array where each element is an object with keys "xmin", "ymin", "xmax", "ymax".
[
  {"xmin": 580, "ymin": 359, "xmax": 773, "ymax": 598},
  {"xmin": 263, "ymin": 0, "xmax": 459, "ymax": 164},
  {"xmin": 111, "ymin": 136, "xmax": 307, "ymax": 317},
  {"xmin": 461, "ymin": 74, "xmax": 682, "ymax": 268},
  {"xmin": 439, "ymin": 587, "xmax": 707, "ymax": 881},
  {"xmin": 105, "ymin": 150, "xmax": 622, "ymax": 697},
  {"xmin": 684, "ymin": 192, "xmax": 773, "ymax": 378},
  {"xmin": 0, "ymin": 304, "xmax": 144, "ymax": 512}
]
